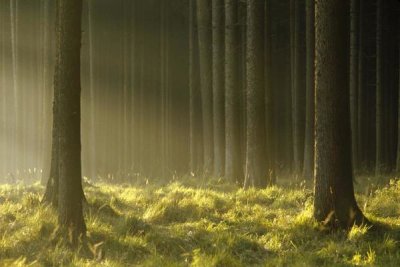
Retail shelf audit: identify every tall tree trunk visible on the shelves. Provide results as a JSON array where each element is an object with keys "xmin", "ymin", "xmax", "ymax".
[
  {"xmin": 375, "ymin": 0, "xmax": 383, "ymax": 176},
  {"xmin": 350, "ymin": 0, "xmax": 359, "ymax": 172},
  {"xmin": 87, "ymin": 0, "xmax": 96, "ymax": 179},
  {"xmin": 0, "ymin": 1, "xmax": 5, "ymax": 177},
  {"xmin": 290, "ymin": 0, "xmax": 306, "ymax": 176},
  {"xmin": 212, "ymin": 0, "xmax": 225, "ymax": 177},
  {"xmin": 302, "ymin": 0, "xmax": 315, "ymax": 180},
  {"xmin": 197, "ymin": 0, "xmax": 214, "ymax": 175},
  {"xmin": 55, "ymin": 0, "xmax": 86, "ymax": 242},
  {"xmin": 264, "ymin": 0, "xmax": 275, "ymax": 185},
  {"xmin": 244, "ymin": 0, "xmax": 266, "ymax": 188},
  {"xmin": 314, "ymin": 0, "xmax": 367, "ymax": 228},
  {"xmin": 189, "ymin": 0, "xmax": 203, "ymax": 175},
  {"xmin": 225, "ymin": 0, "xmax": 243, "ymax": 184},
  {"xmin": 356, "ymin": 0, "xmax": 364, "ymax": 170},
  {"xmin": 397, "ymin": 14, "xmax": 400, "ymax": 173},
  {"xmin": 10, "ymin": 0, "xmax": 19, "ymax": 174}
]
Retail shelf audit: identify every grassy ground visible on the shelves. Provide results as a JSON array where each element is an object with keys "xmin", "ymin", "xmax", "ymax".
[{"xmin": 1, "ymin": 177, "xmax": 400, "ymax": 266}]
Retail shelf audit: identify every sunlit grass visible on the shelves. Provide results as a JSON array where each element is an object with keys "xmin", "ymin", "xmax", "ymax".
[{"xmin": 1, "ymin": 177, "xmax": 400, "ymax": 266}]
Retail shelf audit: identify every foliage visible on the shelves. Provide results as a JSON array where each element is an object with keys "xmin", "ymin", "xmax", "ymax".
[{"xmin": 1, "ymin": 178, "xmax": 400, "ymax": 266}]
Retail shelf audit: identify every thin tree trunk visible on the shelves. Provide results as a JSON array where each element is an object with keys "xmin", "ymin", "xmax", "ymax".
[
  {"xmin": 290, "ymin": 0, "xmax": 305, "ymax": 176},
  {"xmin": 302, "ymin": 0, "xmax": 315, "ymax": 180},
  {"xmin": 212, "ymin": 0, "xmax": 225, "ymax": 177},
  {"xmin": 375, "ymin": 0, "xmax": 383, "ymax": 176},
  {"xmin": 197, "ymin": 0, "xmax": 214, "ymax": 176},
  {"xmin": 189, "ymin": 0, "xmax": 203, "ymax": 175},
  {"xmin": 397, "ymin": 14, "xmax": 400, "ymax": 173},
  {"xmin": 10, "ymin": 0, "xmax": 19, "ymax": 174},
  {"xmin": 225, "ymin": 0, "xmax": 243, "ymax": 184},
  {"xmin": 87, "ymin": 0, "xmax": 96, "ymax": 179},
  {"xmin": 244, "ymin": 0, "xmax": 266, "ymax": 188},
  {"xmin": 264, "ymin": 0, "xmax": 275, "ymax": 185},
  {"xmin": 357, "ymin": 0, "xmax": 364, "ymax": 170},
  {"xmin": 0, "ymin": 1, "xmax": 5, "ymax": 177},
  {"xmin": 350, "ymin": 0, "xmax": 359, "ymax": 172}
]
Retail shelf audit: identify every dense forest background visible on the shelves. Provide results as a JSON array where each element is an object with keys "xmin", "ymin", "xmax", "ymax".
[
  {"xmin": 1, "ymin": 0, "xmax": 397, "ymax": 185},
  {"xmin": 1, "ymin": 0, "xmax": 400, "ymax": 266}
]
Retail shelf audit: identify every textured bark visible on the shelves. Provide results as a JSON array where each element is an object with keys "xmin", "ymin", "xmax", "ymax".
[
  {"xmin": 350, "ymin": 0, "xmax": 359, "ymax": 171},
  {"xmin": 314, "ymin": 0, "xmax": 367, "ymax": 228},
  {"xmin": 212, "ymin": 0, "xmax": 225, "ymax": 177},
  {"xmin": 302, "ymin": 0, "xmax": 315, "ymax": 180},
  {"xmin": 225, "ymin": 0, "xmax": 243, "ymax": 183},
  {"xmin": 244, "ymin": 0, "xmax": 266, "ymax": 188},
  {"xmin": 197, "ymin": 0, "xmax": 214, "ymax": 175},
  {"xmin": 55, "ymin": 0, "xmax": 86, "ymax": 241}
]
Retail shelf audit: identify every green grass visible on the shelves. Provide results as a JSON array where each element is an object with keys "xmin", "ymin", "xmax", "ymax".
[{"xmin": 1, "ymin": 177, "xmax": 400, "ymax": 266}]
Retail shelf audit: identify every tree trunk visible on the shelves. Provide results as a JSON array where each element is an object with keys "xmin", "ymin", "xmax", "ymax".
[
  {"xmin": 212, "ymin": 0, "xmax": 225, "ymax": 177},
  {"xmin": 55, "ymin": 0, "xmax": 86, "ymax": 242},
  {"xmin": 225, "ymin": 0, "xmax": 243, "ymax": 184},
  {"xmin": 375, "ymin": 0, "xmax": 383, "ymax": 176},
  {"xmin": 397, "ymin": 14, "xmax": 400, "ymax": 173},
  {"xmin": 244, "ymin": 0, "xmax": 266, "ymax": 188},
  {"xmin": 197, "ymin": 0, "xmax": 214, "ymax": 175},
  {"xmin": 314, "ymin": 0, "xmax": 367, "ymax": 228},
  {"xmin": 0, "ymin": 1, "xmax": 5, "ymax": 177},
  {"xmin": 264, "ymin": 0, "xmax": 275, "ymax": 185},
  {"xmin": 350, "ymin": 0, "xmax": 359, "ymax": 172},
  {"xmin": 291, "ymin": 0, "xmax": 306, "ymax": 177},
  {"xmin": 87, "ymin": 0, "xmax": 96, "ymax": 179},
  {"xmin": 302, "ymin": 0, "xmax": 315, "ymax": 180},
  {"xmin": 189, "ymin": 0, "xmax": 203, "ymax": 175},
  {"xmin": 10, "ymin": 0, "xmax": 19, "ymax": 174},
  {"xmin": 356, "ymin": 0, "xmax": 364, "ymax": 170}
]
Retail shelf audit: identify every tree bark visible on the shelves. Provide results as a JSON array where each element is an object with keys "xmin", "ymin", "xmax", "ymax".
[
  {"xmin": 197, "ymin": 0, "xmax": 214, "ymax": 175},
  {"xmin": 314, "ymin": 0, "xmax": 367, "ymax": 228},
  {"xmin": 350, "ymin": 0, "xmax": 359, "ymax": 172},
  {"xmin": 212, "ymin": 0, "xmax": 225, "ymax": 177},
  {"xmin": 225, "ymin": 0, "xmax": 243, "ymax": 184},
  {"xmin": 244, "ymin": 0, "xmax": 266, "ymax": 188},
  {"xmin": 87, "ymin": 0, "xmax": 96, "ymax": 179},
  {"xmin": 55, "ymin": 0, "xmax": 86, "ymax": 242},
  {"xmin": 264, "ymin": 0, "xmax": 275, "ymax": 185},
  {"xmin": 189, "ymin": 0, "xmax": 203, "ymax": 175}
]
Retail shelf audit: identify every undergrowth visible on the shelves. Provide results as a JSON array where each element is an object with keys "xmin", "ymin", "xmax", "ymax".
[{"xmin": 1, "ymin": 177, "xmax": 400, "ymax": 266}]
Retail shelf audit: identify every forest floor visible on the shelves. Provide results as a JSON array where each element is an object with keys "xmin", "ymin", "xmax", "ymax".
[{"xmin": 1, "ymin": 176, "xmax": 400, "ymax": 266}]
